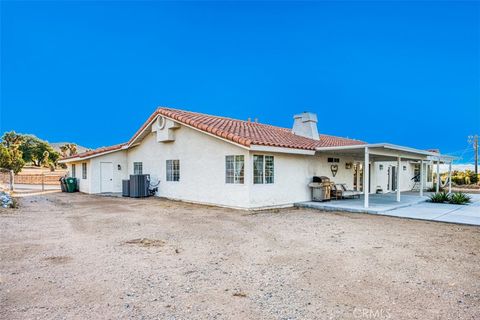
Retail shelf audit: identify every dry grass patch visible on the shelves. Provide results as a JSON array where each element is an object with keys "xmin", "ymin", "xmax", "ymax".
[{"xmin": 124, "ymin": 238, "xmax": 166, "ymax": 247}]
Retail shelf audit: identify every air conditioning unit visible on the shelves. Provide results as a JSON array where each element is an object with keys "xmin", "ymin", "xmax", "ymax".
[{"xmin": 129, "ymin": 174, "xmax": 149, "ymax": 198}]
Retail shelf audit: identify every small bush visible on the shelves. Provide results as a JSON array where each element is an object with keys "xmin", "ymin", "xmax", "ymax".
[
  {"xmin": 427, "ymin": 185, "xmax": 444, "ymax": 192},
  {"xmin": 449, "ymin": 192, "xmax": 471, "ymax": 205},
  {"xmin": 429, "ymin": 192, "xmax": 450, "ymax": 203},
  {"xmin": 10, "ymin": 197, "xmax": 19, "ymax": 209}
]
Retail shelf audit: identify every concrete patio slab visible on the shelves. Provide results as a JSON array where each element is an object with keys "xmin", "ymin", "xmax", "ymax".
[
  {"xmin": 296, "ymin": 193, "xmax": 480, "ymax": 226},
  {"xmin": 295, "ymin": 192, "xmax": 428, "ymax": 214}
]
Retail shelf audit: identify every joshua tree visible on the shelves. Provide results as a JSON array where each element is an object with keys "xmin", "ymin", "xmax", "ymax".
[{"xmin": 60, "ymin": 143, "xmax": 78, "ymax": 157}]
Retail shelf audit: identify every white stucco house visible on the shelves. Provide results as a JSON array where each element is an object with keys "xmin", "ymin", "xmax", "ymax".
[{"xmin": 59, "ymin": 107, "xmax": 454, "ymax": 210}]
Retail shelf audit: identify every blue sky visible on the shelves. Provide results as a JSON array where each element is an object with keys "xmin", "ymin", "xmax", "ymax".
[{"xmin": 1, "ymin": 1, "xmax": 479, "ymax": 162}]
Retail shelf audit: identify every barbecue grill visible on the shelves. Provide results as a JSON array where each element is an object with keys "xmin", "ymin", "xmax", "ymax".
[{"xmin": 308, "ymin": 176, "xmax": 332, "ymax": 201}]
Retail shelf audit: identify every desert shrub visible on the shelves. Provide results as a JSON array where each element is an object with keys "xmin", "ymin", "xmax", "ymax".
[
  {"xmin": 451, "ymin": 176, "xmax": 465, "ymax": 185},
  {"xmin": 450, "ymin": 170, "xmax": 479, "ymax": 186},
  {"xmin": 469, "ymin": 172, "xmax": 478, "ymax": 184},
  {"xmin": 449, "ymin": 192, "xmax": 471, "ymax": 205},
  {"xmin": 427, "ymin": 184, "xmax": 444, "ymax": 192},
  {"xmin": 428, "ymin": 192, "xmax": 450, "ymax": 203},
  {"xmin": 10, "ymin": 197, "xmax": 19, "ymax": 208}
]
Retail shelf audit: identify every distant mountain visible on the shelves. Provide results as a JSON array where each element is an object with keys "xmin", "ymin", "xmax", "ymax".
[{"xmin": 50, "ymin": 142, "xmax": 90, "ymax": 154}]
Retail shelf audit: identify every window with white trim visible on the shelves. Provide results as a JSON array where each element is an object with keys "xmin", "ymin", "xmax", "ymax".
[
  {"xmin": 71, "ymin": 164, "xmax": 76, "ymax": 178},
  {"xmin": 253, "ymin": 155, "xmax": 274, "ymax": 184},
  {"xmin": 133, "ymin": 162, "xmax": 143, "ymax": 175},
  {"xmin": 166, "ymin": 160, "xmax": 180, "ymax": 181},
  {"xmin": 82, "ymin": 163, "xmax": 87, "ymax": 179},
  {"xmin": 225, "ymin": 155, "xmax": 244, "ymax": 184}
]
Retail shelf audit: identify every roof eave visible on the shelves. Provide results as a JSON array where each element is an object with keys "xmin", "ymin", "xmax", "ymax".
[
  {"xmin": 58, "ymin": 146, "xmax": 127, "ymax": 163},
  {"xmin": 249, "ymin": 145, "xmax": 316, "ymax": 155}
]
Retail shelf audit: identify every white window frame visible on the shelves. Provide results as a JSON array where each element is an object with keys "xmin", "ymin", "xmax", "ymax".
[
  {"xmin": 82, "ymin": 163, "xmax": 87, "ymax": 179},
  {"xmin": 133, "ymin": 162, "xmax": 143, "ymax": 175},
  {"xmin": 71, "ymin": 164, "xmax": 76, "ymax": 178},
  {"xmin": 225, "ymin": 155, "xmax": 244, "ymax": 184},
  {"xmin": 166, "ymin": 160, "xmax": 180, "ymax": 182},
  {"xmin": 253, "ymin": 155, "xmax": 274, "ymax": 184}
]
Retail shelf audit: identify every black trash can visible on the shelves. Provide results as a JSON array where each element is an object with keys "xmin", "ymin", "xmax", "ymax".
[
  {"xmin": 122, "ymin": 179, "xmax": 130, "ymax": 197},
  {"xmin": 59, "ymin": 177, "xmax": 67, "ymax": 192}
]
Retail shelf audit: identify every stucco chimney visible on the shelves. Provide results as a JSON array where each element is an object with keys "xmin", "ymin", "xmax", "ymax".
[{"xmin": 292, "ymin": 112, "xmax": 319, "ymax": 140}]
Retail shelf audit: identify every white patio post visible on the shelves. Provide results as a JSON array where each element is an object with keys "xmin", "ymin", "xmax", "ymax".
[
  {"xmin": 448, "ymin": 161, "xmax": 452, "ymax": 194},
  {"xmin": 419, "ymin": 160, "xmax": 424, "ymax": 197},
  {"xmin": 436, "ymin": 158, "xmax": 440, "ymax": 193},
  {"xmin": 356, "ymin": 162, "xmax": 361, "ymax": 191},
  {"xmin": 396, "ymin": 156, "xmax": 401, "ymax": 202},
  {"xmin": 364, "ymin": 147, "xmax": 369, "ymax": 208}
]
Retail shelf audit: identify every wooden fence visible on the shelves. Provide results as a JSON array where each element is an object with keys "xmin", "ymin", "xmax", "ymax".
[{"xmin": 0, "ymin": 172, "xmax": 64, "ymax": 189}]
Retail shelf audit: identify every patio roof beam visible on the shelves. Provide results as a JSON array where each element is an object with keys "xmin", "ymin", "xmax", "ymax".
[
  {"xmin": 316, "ymin": 143, "xmax": 458, "ymax": 162},
  {"xmin": 367, "ymin": 148, "xmax": 428, "ymax": 161},
  {"xmin": 448, "ymin": 161, "xmax": 452, "ymax": 194},
  {"xmin": 397, "ymin": 156, "xmax": 401, "ymax": 202},
  {"xmin": 364, "ymin": 147, "xmax": 369, "ymax": 208},
  {"xmin": 420, "ymin": 160, "xmax": 424, "ymax": 197},
  {"xmin": 436, "ymin": 158, "xmax": 440, "ymax": 193}
]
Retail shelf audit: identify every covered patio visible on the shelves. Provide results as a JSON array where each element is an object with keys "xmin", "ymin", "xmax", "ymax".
[{"xmin": 307, "ymin": 143, "xmax": 456, "ymax": 210}]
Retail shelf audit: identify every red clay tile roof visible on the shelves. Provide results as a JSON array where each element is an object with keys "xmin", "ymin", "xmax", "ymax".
[
  {"xmin": 156, "ymin": 107, "xmax": 365, "ymax": 150},
  {"xmin": 60, "ymin": 143, "xmax": 126, "ymax": 160},
  {"xmin": 61, "ymin": 107, "xmax": 364, "ymax": 161}
]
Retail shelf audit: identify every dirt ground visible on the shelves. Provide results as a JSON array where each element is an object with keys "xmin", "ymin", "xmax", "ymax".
[{"xmin": 1, "ymin": 192, "xmax": 479, "ymax": 320}]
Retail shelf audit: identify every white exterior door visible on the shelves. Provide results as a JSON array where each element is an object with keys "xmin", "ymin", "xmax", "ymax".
[{"xmin": 100, "ymin": 162, "xmax": 114, "ymax": 193}]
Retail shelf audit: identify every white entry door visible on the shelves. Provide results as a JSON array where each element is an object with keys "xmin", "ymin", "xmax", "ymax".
[{"xmin": 100, "ymin": 162, "xmax": 114, "ymax": 193}]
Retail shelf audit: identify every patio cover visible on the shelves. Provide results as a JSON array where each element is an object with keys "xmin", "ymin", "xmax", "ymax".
[{"xmin": 315, "ymin": 143, "xmax": 456, "ymax": 208}]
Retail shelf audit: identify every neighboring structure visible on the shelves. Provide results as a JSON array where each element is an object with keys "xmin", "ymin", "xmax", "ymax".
[{"xmin": 59, "ymin": 107, "xmax": 454, "ymax": 209}]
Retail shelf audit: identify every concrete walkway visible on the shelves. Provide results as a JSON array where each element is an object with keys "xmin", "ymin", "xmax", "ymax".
[
  {"xmin": 296, "ymin": 193, "xmax": 480, "ymax": 226},
  {"xmin": 384, "ymin": 194, "xmax": 480, "ymax": 226}
]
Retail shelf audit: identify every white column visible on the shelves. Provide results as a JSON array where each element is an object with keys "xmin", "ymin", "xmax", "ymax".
[
  {"xmin": 364, "ymin": 147, "xmax": 369, "ymax": 208},
  {"xmin": 396, "ymin": 156, "xmax": 401, "ymax": 202},
  {"xmin": 448, "ymin": 162, "xmax": 452, "ymax": 194},
  {"xmin": 419, "ymin": 160, "xmax": 424, "ymax": 197},
  {"xmin": 356, "ymin": 162, "xmax": 361, "ymax": 191},
  {"xmin": 436, "ymin": 158, "xmax": 440, "ymax": 192}
]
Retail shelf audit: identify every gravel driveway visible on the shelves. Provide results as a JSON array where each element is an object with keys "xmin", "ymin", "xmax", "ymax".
[{"xmin": 1, "ymin": 192, "xmax": 479, "ymax": 319}]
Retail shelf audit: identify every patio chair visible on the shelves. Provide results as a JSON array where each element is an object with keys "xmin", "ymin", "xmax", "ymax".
[
  {"xmin": 339, "ymin": 183, "xmax": 362, "ymax": 199},
  {"xmin": 330, "ymin": 183, "xmax": 343, "ymax": 200}
]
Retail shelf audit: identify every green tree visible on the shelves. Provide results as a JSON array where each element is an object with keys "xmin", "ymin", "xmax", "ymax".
[
  {"xmin": 1, "ymin": 131, "xmax": 24, "ymax": 148},
  {"xmin": 19, "ymin": 135, "xmax": 60, "ymax": 167},
  {"xmin": 0, "ymin": 145, "xmax": 12, "ymax": 169},
  {"xmin": 0, "ymin": 140, "xmax": 25, "ymax": 174}
]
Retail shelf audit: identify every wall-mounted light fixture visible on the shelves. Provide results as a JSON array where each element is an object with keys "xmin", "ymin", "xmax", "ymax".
[
  {"xmin": 117, "ymin": 164, "xmax": 122, "ymax": 170},
  {"xmin": 403, "ymin": 165, "xmax": 407, "ymax": 171},
  {"xmin": 379, "ymin": 164, "xmax": 384, "ymax": 170}
]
